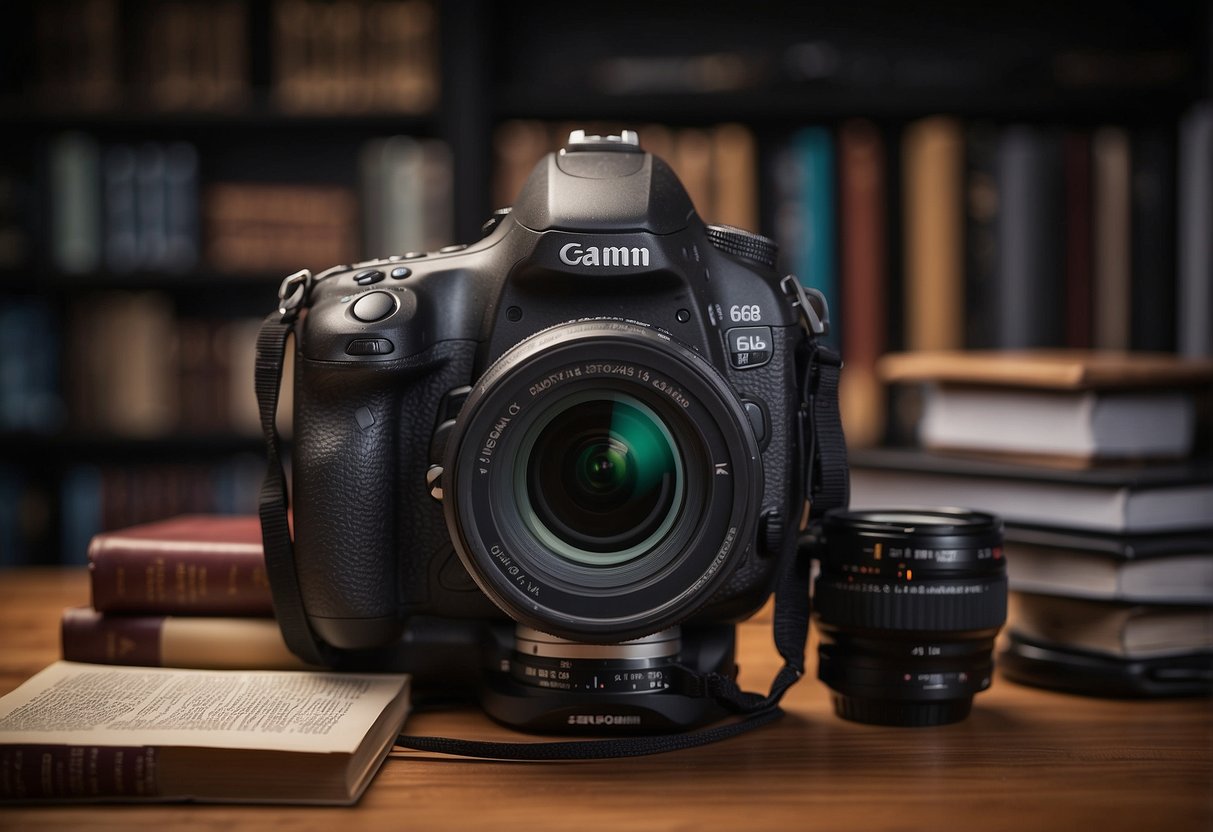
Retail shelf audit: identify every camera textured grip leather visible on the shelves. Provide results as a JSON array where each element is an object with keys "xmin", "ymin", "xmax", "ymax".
[
  {"xmin": 292, "ymin": 340, "xmax": 477, "ymax": 632},
  {"xmin": 698, "ymin": 325, "xmax": 801, "ymax": 621}
]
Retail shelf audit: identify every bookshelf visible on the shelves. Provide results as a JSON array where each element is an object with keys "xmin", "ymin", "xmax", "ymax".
[{"xmin": 1, "ymin": 0, "xmax": 1209, "ymax": 565}]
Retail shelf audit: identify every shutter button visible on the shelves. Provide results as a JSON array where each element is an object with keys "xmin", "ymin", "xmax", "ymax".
[{"xmin": 351, "ymin": 291, "xmax": 396, "ymax": 322}]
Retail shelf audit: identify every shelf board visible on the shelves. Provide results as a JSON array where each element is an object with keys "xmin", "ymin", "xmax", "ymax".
[
  {"xmin": 0, "ymin": 431, "xmax": 267, "ymax": 463},
  {"xmin": 0, "ymin": 99, "xmax": 437, "ymax": 136}
]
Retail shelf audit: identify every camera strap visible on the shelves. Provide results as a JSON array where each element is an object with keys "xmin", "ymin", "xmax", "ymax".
[{"xmin": 256, "ymin": 270, "xmax": 849, "ymax": 759}]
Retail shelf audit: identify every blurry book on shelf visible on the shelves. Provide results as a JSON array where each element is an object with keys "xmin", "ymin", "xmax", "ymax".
[
  {"xmin": 204, "ymin": 182, "xmax": 359, "ymax": 273},
  {"xmin": 0, "ymin": 662, "xmax": 410, "ymax": 804},
  {"xmin": 360, "ymin": 136, "xmax": 453, "ymax": 257},
  {"xmin": 1178, "ymin": 101, "xmax": 1213, "ymax": 359},
  {"xmin": 33, "ymin": 0, "xmax": 120, "ymax": 110},
  {"xmin": 138, "ymin": 1, "xmax": 249, "ymax": 112},
  {"xmin": 49, "ymin": 133, "xmax": 102, "ymax": 274},
  {"xmin": 68, "ymin": 298, "xmax": 269, "ymax": 439},
  {"xmin": 87, "ymin": 515, "xmax": 271, "ymax": 616},
  {"xmin": 1129, "ymin": 128, "xmax": 1176, "ymax": 353},
  {"xmin": 994, "ymin": 125, "xmax": 1064, "ymax": 348},
  {"xmin": 272, "ymin": 0, "xmax": 438, "ymax": 114},
  {"xmin": 48, "ymin": 136, "xmax": 201, "ymax": 275},
  {"xmin": 901, "ymin": 116, "xmax": 964, "ymax": 353},
  {"xmin": 68, "ymin": 292, "xmax": 178, "ymax": 437},
  {"xmin": 1092, "ymin": 127, "xmax": 1131, "ymax": 351},
  {"xmin": 0, "ymin": 299, "xmax": 64, "ymax": 434},
  {"xmin": 837, "ymin": 119, "xmax": 887, "ymax": 447}
]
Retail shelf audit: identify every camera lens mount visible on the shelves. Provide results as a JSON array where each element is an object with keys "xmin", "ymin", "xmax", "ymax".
[{"xmin": 444, "ymin": 320, "xmax": 762, "ymax": 644}]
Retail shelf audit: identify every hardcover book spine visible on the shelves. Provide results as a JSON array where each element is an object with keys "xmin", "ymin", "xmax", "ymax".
[
  {"xmin": 964, "ymin": 125, "xmax": 999, "ymax": 350},
  {"xmin": 1063, "ymin": 131, "xmax": 1093, "ymax": 349},
  {"xmin": 994, "ymin": 125, "xmax": 1065, "ymax": 348},
  {"xmin": 60, "ymin": 608, "xmax": 307, "ymax": 669},
  {"xmin": 902, "ymin": 117, "xmax": 964, "ymax": 351},
  {"xmin": 1178, "ymin": 102, "xmax": 1213, "ymax": 358},
  {"xmin": 795, "ymin": 127, "xmax": 838, "ymax": 345},
  {"xmin": 1129, "ymin": 128, "xmax": 1177, "ymax": 352},
  {"xmin": 61, "ymin": 608, "xmax": 163, "ymax": 665},
  {"xmin": 0, "ymin": 745, "xmax": 158, "ymax": 800},
  {"xmin": 88, "ymin": 542, "xmax": 272, "ymax": 615},
  {"xmin": 839, "ymin": 119, "xmax": 887, "ymax": 447},
  {"xmin": 1092, "ymin": 127, "xmax": 1131, "ymax": 350}
]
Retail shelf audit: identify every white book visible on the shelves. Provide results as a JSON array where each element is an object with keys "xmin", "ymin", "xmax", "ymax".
[{"xmin": 919, "ymin": 386, "xmax": 1195, "ymax": 460}]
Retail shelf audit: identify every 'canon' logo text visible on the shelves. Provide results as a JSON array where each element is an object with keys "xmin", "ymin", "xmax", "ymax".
[{"xmin": 559, "ymin": 242, "xmax": 651, "ymax": 268}]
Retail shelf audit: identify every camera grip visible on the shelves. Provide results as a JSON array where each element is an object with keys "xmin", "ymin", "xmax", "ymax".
[
  {"xmin": 293, "ymin": 359, "xmax": 406, "ymax": 649},
  {"xmin": 291, "ymin": 340, "xmax": 477, "ymax": 650}
]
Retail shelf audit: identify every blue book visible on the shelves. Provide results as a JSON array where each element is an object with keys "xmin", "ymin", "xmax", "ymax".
[{"xmin": 794, "ymin": 128, "xmax": 837, "ymax": 345}]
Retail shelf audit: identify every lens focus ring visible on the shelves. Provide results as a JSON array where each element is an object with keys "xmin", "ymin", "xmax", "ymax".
[{"xmin": 813, "ymin": 574, "xmax": 1008, "ymax": 633}]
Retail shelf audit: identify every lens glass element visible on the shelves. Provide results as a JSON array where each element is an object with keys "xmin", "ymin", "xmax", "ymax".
[{"xmin": 517, "ymin": 391, "xmax": 684, "ymax": 566}]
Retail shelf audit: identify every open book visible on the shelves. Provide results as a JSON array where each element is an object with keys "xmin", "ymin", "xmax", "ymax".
[{"xmin": 0, "ymin": 662, "xmax": 410, "ymax": 804}]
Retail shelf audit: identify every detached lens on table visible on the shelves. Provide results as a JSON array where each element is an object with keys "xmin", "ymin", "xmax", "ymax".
[{"xmin": 813, "ymin": 508, "xmax": 1008, "ymax": 727}]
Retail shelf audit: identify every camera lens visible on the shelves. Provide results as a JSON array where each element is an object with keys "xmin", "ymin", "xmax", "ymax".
[
  {"xmin": 444, "ymin": 320, "xmax": 761, "ymax": 643},
  {"xmin": 519, "ymin": 392, "xmax": 684, "ymax": 565},
  {"xmin": 813, "ymin": 508, "xmax": 1007, "ymax": 726}
]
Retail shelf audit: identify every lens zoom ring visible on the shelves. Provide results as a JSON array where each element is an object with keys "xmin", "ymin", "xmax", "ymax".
[{"xmin": 814, "ymin": 575, "xmax": 1008, "ymax": 632}]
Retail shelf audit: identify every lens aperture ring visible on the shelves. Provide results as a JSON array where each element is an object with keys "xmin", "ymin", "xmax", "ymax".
[{"xmin": 813, "ymin": 574, "xmax": 1008, "ymax": 632}]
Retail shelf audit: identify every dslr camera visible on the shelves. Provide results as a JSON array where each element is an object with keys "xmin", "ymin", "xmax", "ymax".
[{"xmin": 263, "ymin": 129, "xmax": 839, "ymax": 733}]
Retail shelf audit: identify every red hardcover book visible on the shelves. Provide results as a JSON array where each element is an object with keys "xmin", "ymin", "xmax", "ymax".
[
  {"xmin": 60, "ymin": 607, "xmax": 308, "ymax": 670},
  {"xmin": 87, "ymin": 515, "xmax": 272, "ymax": 615}
]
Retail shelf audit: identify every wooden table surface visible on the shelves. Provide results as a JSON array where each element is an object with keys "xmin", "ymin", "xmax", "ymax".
[{"xmin": 1, "ymin": 568, "xmax": 1210, "ymax": 831}]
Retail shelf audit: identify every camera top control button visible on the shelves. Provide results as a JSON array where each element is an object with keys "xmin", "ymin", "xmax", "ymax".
[
  {"xmin": 706, "ymin": 225, "xmax": 778, "ymax": 269},
  {"xmin": 354, "ymin": 269, "xmax": 385, "ymax": 286},
  {"xmin": 401, "ymin": 251, "xmax": 427, "ymax": 260},
  {"xmin": 351, "ymin": 291, "xmax": 397, "ymax": 323},
  {"xmin": 389, "ymin": 267, "xmax": 411, "ymax": 279},
  {"xmin": 438, "ymin": 244, "xmax": 468, "ymax": 254},
  {"xmin": 725, "ymin": 326, "xmax": 773, "ymax": 369},
  {"xmin": 345, "ymin": 338, "xmax": 394, "ymax": 356},
  {"xmin": 742, "ymin": 400, "xmax": 767, "ymax": 444}
]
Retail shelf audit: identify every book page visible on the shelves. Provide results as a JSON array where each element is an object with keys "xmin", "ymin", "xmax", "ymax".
[{"xmin": 0, "ymin": 662, "xmax": 408, "ymax": 754}]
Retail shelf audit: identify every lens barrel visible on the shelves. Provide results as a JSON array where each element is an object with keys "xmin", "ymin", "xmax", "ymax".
[
  {"xmin": 813, "ymin": 508, "xmax": 1007, "ymax": 726},
  {"xmin": 444, "ymin": 320, "xmax": 761, "ymax": 643}
]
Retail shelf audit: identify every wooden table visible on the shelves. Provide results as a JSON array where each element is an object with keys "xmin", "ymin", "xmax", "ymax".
[{"xmin": 1, "ymin": 568, "xmax": 1210, "ymax": 831}]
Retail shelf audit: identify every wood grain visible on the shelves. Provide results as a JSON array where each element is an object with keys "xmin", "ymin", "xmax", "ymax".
[{"xmin": 1, "ymin": 568, "xmax": 1210, "ymax": 831}]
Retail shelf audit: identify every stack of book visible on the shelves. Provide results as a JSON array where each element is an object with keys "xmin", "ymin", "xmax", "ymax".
[
  {"xmin": 850, "ymin": 351, "xmax": 1213, "ymax": 697},
  {"xmin": 61, "ymin": 515, "xmax": 308, "ymax": 671}
]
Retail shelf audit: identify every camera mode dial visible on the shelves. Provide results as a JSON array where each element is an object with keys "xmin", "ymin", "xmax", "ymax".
[{"xmin": 706, "ymin": 225, "xmax": 778, "ymax": 269}]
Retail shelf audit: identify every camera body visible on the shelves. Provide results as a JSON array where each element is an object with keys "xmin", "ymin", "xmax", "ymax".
[{"xmin": 290, "ymin": 130, "xmax": 807, "ymax": 656}]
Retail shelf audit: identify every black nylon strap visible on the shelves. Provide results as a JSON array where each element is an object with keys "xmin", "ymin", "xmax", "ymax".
[
  {"xmin": 255, "ymin": 313, "xmax": 331, "ymax": 668},
  {"xmin": 804, "ymin": 343, "xmax": 849, "ymax": 520},
  {"xmin": 398, "ymin": 706, "xmax": 784, "ymax": 761}
]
